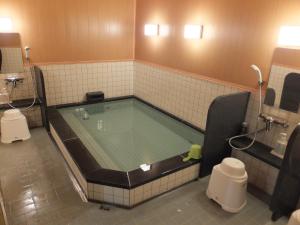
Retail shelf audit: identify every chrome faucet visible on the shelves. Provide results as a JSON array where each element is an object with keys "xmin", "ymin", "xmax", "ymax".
[
  {"xmin": 259, "ymin": 113, "xmax": 289, "ymax": 132},
  {"xmin": 265, "ymin": 116, "xmax": 274, "ymax": 132},
  {"xmin": 4, "ymin": 74, "xmax": 24, "ymax": 88}
]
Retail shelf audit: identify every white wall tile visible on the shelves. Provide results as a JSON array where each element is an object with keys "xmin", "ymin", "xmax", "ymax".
[
  {"xmin": 232, "ymin": 150, "xmax": 279, "ymax": 195},
  {"xmin": 133, "ymin": 61, "xmax": 240, "ymax": 130},
  {"xmin": 0, "ymin": 48, "xmax": 24, "ymax": 73},
  {"xmin": 42, "ymin": 61, "xmax": 134, "ymax": 106},
  {"xmin": 103, "ymin": 194, "xmax": 114, "ymax": 203},
  {"xmin": 94, "ymin": 184, "xmax": 104, "ymax": 193},
  {"xmin": 103, "ymin": 186, "xmax": 113, "ymax": 195}
]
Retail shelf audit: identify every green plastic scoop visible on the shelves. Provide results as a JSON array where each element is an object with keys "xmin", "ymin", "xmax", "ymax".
[{"xmin": 183, "ymin": 144, "xmax": 202, "ymax": 162}]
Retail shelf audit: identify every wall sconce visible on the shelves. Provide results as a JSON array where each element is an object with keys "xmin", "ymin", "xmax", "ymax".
[
  {"xmin": 278, "ymin": 26, "xmax": 300, "ymax": 48},
  {"xmin": 0, "ymin": 17, "xmax": 13, "ymax": 32},
  {"xmin": 184, "ymin": 24, "xmax": 203, "ymax": 39},
  {"xmin": 159, "ymin": 25, "xmax": 170, "ymax": 37},
  {"xmin": 144, "ymin": 24, "xmax": 159, "ymax": 37}
]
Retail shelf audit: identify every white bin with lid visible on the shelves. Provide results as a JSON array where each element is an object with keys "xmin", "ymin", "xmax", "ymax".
[
  {"xmin": 207, "ymin": 157, "xmax": 248, "ymax": 213},
  {"xmin": 288, "ymin": 210, "xmax": 300, "ymax": 225},
  {"xmin": 1, "ymin": 109, "xmax": 31, "ymax": 144}
]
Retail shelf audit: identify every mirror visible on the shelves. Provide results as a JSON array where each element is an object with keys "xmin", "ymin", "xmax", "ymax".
[
  {"xmin": 0, "ymin": 33, "xmax": 24, "ymax": 73},
  {"xmin": 265, "ymin": 48, "xmax": 300, "ymax": 114}
]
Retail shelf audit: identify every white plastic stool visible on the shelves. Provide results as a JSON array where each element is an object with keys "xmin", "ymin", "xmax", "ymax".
[
  {"xmin": 1, "ymin": 109, "xmax": 31, "ymax": 144},
  {"xmin": 207, "ymin": 157, "xmax": 248, "ymax": 213},
  {"xmin": 288, "ymin": 210, "xmax": 300, "ymax": 225}
]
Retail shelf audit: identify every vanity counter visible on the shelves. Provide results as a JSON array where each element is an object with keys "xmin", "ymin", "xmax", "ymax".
[
  {"xmin": 231, "ymin": 137, "xmax": 282, "ymax": 169},
  {"xmin": 0, "ymin": 98, "xmax": 40, "ymax": 110}
]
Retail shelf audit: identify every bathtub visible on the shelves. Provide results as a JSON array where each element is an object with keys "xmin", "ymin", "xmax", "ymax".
[{"xmin": 48, "ymin": 96, "xmax": 204, "ymax": 208}]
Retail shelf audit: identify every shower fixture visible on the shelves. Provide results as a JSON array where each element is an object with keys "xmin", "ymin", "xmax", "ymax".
[
  {"xmin": 228, "ymin": 63, "xmax": 290, "ymax": 151},
  {"xmin": 250, "ymin": 65, "xmax": 263, "ymax": 85},
  {"xmin": 228, "ymin": 64, "xmax": 265, "ymax": 151}
]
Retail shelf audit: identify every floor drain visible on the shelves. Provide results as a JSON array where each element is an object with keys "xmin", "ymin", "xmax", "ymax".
[{"xmin": 99, "ymin": 204, "xmax": 111, "ymax": 211}]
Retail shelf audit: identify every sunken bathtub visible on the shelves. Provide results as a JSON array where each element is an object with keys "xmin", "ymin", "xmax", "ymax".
[{"xmin": 48, "ymin": 97, "xmax": 204, "ymax": 208}]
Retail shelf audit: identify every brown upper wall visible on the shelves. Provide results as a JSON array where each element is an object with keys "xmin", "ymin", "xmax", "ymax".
[
  {"xmin": 135, "ymin": 0, "xmax": 300, "ymax": 88},
  {"xmin": 0, "ymin": 0, "xmax": 136, "ymax": 63}
]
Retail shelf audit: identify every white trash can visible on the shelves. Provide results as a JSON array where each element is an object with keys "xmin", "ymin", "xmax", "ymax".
[
  {"xmin": 207, "ymin": 157, "xmax": 248, "ymax": 213},
  {"xmin": 1, "ymin": 109, "xmax": 31, "ymax": 144},
  {"xmin": 288, "ymin": 210, "xmax": 300, "ymax": 225}
]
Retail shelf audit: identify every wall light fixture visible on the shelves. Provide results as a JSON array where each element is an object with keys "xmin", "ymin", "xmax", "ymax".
[
  {"xmin": 144, "ymin": 24, "xmax": 159, "ymax": 37},
  {"xmin": 159, "ymin": 25, "xmax": 170, "ymax": 37},
  {"xmin": 184, "ymin": 24, "xmax": 202, "ymax": 39},
  {"xmin": 0, "ymin": 17, "xmax": 13, "ymax": 33},
  {"xmin": 278, "ymin": 26, "xmax": 300, "ymax": 48}
]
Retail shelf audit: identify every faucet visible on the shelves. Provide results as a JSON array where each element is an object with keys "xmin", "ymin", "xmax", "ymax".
[
  {"xmin": 259, "ymin": 113, "xmax": 289, "ymax": 132},
  {"xmin": 4, "ymin": 74, "xmax": 25, "ymax": 88},
  {"xmin": 265, "ymin": 116, "xmax": 274, "ymax": 132}
]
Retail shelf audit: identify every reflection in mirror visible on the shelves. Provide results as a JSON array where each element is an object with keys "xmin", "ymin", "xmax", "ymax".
[
  {"xmin": 0, "ymin": 33, "xmax": 24, "ymax": 73},
  {"xmin": 0, "ymin": 33, "xmax": 29, "ymax": 105},
  {"xmin": 265, "ymin": 48, "xmax": 300, "ymax": 114},
  {"xmin": 280, "ymin": 73, "xmax": 300, "ymax": 113},
  {"xmin": 265, "ymin": 88, "xmax": 276, "ymax": 107}
]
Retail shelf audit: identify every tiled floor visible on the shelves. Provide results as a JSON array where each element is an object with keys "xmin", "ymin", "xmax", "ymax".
[{"xmin": 0, "ymin": 128, "xmax": 288, "ymax": 225}]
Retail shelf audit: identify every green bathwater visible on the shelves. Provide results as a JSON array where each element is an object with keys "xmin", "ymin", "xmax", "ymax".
[{"xmin": 58, "ymin": 99, "xmax": 204, "ymax": 172}]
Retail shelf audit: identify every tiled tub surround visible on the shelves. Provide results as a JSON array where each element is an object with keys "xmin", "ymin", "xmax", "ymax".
[
  {"xmin": 39, "ymin": 61, "xmax": 134, "ymax": 106},
  {"xmin": 133, "ymin": 61, "xmax": 300, "ymax": 148},
  {"xmin": 28, "ymin": 59, "xmax": 251, "ymax": 133},
  {"xmin": 134, "ymin": 61, "xmax": 247, "ymax": 130},
  {"xmin": 48, "ymin": 98, "xmax": 201, "ymax": 208},
  {"xmin": 50, "ymin": 125, "xmax": 200, "ymax": 208},
  {"xmin": 87, "ymin": 164, "xmax": 200, "ymax": 207},
  {"xmin": 37, "ymin": 59, "xmax": 250, "ymax": 131}
]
